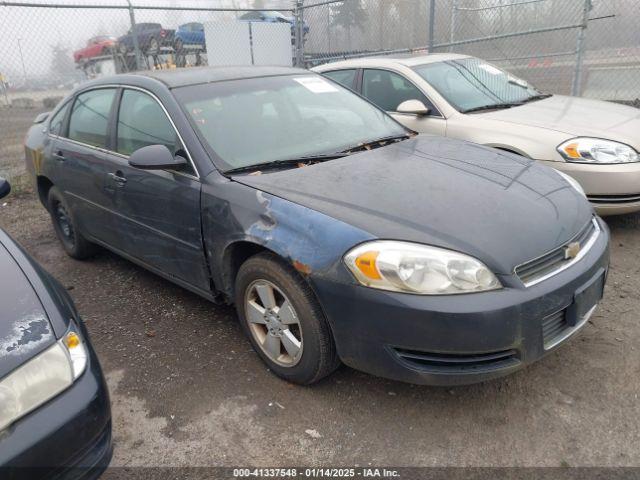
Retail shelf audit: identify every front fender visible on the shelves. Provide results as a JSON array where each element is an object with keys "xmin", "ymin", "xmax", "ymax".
[{"xmin": 201, "ymin": 179, "xmax": 374, "ymax": 296}]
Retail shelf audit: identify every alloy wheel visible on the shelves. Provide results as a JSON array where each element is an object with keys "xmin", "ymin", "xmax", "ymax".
[
  {"xmin": 148, "ymin": 38, "xmax": 159, "ymax": 55},
  {"xmin": 55, "ymin": 202, "xmax": 75, "ymax": 247},
  {"xmin": 245, "ymin": 280, "xmax": 303, "ymax": 367}
]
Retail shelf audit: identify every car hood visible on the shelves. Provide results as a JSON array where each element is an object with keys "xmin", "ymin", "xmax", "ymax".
[
  {"xmin": 0, "ymin": 243, "xmax": 56, "ymax": 379},
  {"xmin": 233, "ymin": 136, "xmax": 593, "ymax": 275},
  {"xmin": 478, "ymin": 95, "xmax": 640, "ymax": 150}
]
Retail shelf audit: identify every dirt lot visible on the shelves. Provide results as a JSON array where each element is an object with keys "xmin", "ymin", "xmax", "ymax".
[{"xmin": 0, "ymin": 189, "xmax": 639, "ymax": 469}]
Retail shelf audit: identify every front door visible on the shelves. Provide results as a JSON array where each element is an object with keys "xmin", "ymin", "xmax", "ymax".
[{"xmin": 103, "ymin": 88, "xmax": 209, "ymax": 291}]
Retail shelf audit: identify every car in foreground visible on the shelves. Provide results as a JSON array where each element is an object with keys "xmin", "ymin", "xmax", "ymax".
[
  {"xmin": 73, "ymin": 36, "xmax": 117, "ymax": 63},
  {"xmin": 117, "ymin": 22, "xmax": 174, "ymax": 56},
  {"xmin": 313, "ymin": 54, "xmax": 640, "ymax": 215},
  {"xmin": 0, "ymin": 177, "xmax": 112, "ymax": 476},
  {"xmin": 24, "ymin": 67, "xmax": 609, "ymax": 386}
]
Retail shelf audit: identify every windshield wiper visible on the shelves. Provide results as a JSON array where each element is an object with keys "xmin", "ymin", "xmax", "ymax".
[
  {"xmin": 224, "ymin": 152, "xmax": 349, "ymax": 175},
  {"xmin": 461, "ymin": 102, "xmax": 524, "ymax": 114},
  {"xmin": 521, "ymin": 93, "xmax": 553, "ymax": 104},
  {"xmin": 340, "ymin": 133, "xmax": 412, "ymax": 154}
]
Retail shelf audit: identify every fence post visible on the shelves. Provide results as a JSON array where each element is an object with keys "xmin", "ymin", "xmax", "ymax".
[
  {"xmin": 294, "ymin": 0, "xmax": 304, "ymax": 68},
  {"xmin": 449, "ymin": 0, "xmax": 457, "ymax": 53},
  {"xmin": 127, "ymin": 0, "xmax": 143, "ymax": 71},
  {"xmin": 428, "ymin": 0, "xmax": 435, "ymax": 52},
  {"xmin": 571, "ymin": 0, "xmax": 592, "ymax": 96}
]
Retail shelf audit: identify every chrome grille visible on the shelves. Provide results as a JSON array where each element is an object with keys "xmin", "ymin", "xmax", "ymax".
[{"xmin": 515, "ymin": 218, "xmax": 600, "ymax": 287}]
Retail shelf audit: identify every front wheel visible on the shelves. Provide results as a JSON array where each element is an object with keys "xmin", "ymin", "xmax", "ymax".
[
  {"xmin": 235, "ymin": 252, "xmax": 340, "ymax": 385},
  {"xmin": 47, "ymin": 186, "xmax": 97, "ymax": 260}
]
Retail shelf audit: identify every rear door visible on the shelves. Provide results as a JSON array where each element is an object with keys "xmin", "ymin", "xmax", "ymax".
[
  {"xmin": 361, "ymin": 68, "xmax": 447, "ymax": 136},
  {"xmin": 102, "ymin": 87, "xmax": 209, "ymax": 291},
  {"xmin": 52, "ymin": 87, "xmax": 121, "ymax": 245}
]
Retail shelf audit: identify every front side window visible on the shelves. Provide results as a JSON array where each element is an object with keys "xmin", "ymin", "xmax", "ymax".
[
  {"xmin": 174, "ymin": 74, "xmax": 406, "ymax": 172},
  {"xmin": 116, "ymin": 89, "xmax": 177, "ymax": 156},
  {"xmin": 413, "ymin": 58, "xmax": 541, "ymax": 112},
  {"xmin": 68, "ymin": 88, "xmax": 116, "ymax": 148},
  {"xmin": 323, "ymin": 70, "xmax": 357, "ymax": 90},
  {"xmin": 49, "ymin": 101, "xmax": 70, "ymax": 137},
  {"xmin": 362, "ymin": 69, "xmax": 432, "ymax": 113}
]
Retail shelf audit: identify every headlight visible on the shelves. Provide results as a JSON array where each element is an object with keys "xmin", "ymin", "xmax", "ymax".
[
  {"xmin": 344, "ymin": 241, "xmax": 501, "ymax": 295},
  {"xmin": 558, "ymin": 138, "xmax": 639, "ymax": 164},
  {"xmin": 555, "ymin": 170, "xmax": 586, "ymax": 198},
  {"xmin": 0, "ymin": 330, "xmax": 88, "ymax": 432}
]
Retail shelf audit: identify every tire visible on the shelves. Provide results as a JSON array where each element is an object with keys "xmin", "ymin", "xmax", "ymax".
[
  {"xmin": 174, "ymin": 39, "xmax": 186, "ymax": 67},
  {"xmin": 47, "ymin": 186, "xmax": 97, "ymax": 260},
  {"xmin": 174, "ymin": 38, "xmax": 184, "ymax": 54},
  {"xmin": 118, "ymin": 42, "xmax": 128, "ymax": 55},
  {"xmin": 147, "ymin": 37, "xmax": 159, "ymax": 55},
  {"xmin": 235, "ymin": 252, "xmax": 340, "ymax": 385}
]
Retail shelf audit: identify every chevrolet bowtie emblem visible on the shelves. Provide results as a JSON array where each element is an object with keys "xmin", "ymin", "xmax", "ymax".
[{"xmin": 564, "ymin": 242, "xmax": 581, "ymax": 260}]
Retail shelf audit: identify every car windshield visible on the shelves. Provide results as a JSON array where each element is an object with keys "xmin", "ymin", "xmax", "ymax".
[
  {"xmin": 413, "ymin": 58, "xmax": 543, "ymax": 112},
  {"xmin": 174, "ymin": 75, "xmax": 407, "ymax": 172}
]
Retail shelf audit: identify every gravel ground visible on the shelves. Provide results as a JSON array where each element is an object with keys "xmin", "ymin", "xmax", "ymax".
[{"xmin": 1, "ymin": 191, "xmax": 639, "ymax": 469}]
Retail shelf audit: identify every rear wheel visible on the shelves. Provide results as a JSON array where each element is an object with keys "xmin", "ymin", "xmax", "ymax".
[
  {"xmin": 148, "ymin": 37, "xmax": 160, "ymax": 55},
  {"xmin": 235, "ymin": 252, "xmax": 340, "ymax": 385},
  {"xmin": 47, "ymin": 186, "xmax": 97, "ymax": 260},
  {"xmin": 174, "ymin": 39, "xmax": 186, "ymax": 67}
]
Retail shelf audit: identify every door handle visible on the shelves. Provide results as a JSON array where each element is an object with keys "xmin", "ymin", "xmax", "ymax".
[
  {"xmin": 108, "ymin": 172, "xmax": 127, "ymax": 186},
  {"xmin": 53, "ymin": 150, "xmax": 66, "ymax": 162}
]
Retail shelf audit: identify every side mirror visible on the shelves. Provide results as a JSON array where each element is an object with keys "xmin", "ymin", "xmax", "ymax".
[
  {"xmin": 129, "ymin": 145, "xmax": 188, "ymax": 170},
  {"xmin": 396, "ymin": 99, "xmax": 430, "ymax": 117},
  {"xmin": 0, "ymin": 177, "xmax": 11, "ymax": 200}
]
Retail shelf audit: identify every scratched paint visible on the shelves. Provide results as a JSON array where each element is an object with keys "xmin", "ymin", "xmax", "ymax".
[{"xmin": 0, "ymin": 313, "xmax": 52, "ymax": 356}]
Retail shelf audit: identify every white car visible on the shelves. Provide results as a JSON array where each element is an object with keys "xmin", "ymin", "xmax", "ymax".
[{"xmin": 313, "ymin": 54, "xmax": 640, "ymax": 216}]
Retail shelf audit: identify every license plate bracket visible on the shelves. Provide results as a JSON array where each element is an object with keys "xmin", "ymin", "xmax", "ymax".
[{"xmin": 566, "ymin": 268, "xmax": 605, "ymax": 326}]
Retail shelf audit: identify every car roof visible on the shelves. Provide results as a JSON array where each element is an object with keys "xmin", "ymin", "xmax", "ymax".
[
  {"xmin": 312, "ymin": 53, "xmax": 472, "ymax": 71},
  {"xmin": 90, "ymin": 65, "xmax": 308, "ymax": 89}
]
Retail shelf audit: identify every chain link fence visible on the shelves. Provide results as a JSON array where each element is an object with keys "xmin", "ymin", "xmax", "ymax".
[
  {"xmin": 303, "ymin": 0, "xmax": 640, "ymax": 101},
  {"xmin": 1, "ymin": 0, "xmax": 639, "ymax": 186}
]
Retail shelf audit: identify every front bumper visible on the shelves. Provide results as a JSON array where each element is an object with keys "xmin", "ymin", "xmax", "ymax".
[
  {"xmin": 312, "ymin": 218, "xmax": 610, "ymax": 386},
  {"xmin": 0, "ymin": 321, "xmax": 112, "ymax": 479},
  {"xmin": 541, "ymin": 160, "xmax": 640, "ymax": 215}
]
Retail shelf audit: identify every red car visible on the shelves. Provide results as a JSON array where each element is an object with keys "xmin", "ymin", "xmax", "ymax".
[{"xmin": 73, "ymin": 35, "xmax": 117, "ymax": 63}]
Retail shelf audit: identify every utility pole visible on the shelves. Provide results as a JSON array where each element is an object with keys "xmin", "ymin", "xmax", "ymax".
[{"xmin": 17, "ymin": 38, "xmax": 27, "ymax": 85}]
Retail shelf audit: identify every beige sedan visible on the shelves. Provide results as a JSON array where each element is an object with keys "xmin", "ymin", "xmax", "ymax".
[{"xmin": 312, "ymin": 54, "xmax": 640, "ymax": 215}]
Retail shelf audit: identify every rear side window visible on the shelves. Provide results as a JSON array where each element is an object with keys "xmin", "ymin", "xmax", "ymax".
[
  {"xmin": 116, "ymin": 89, "xmax": 177, "ymax": 156},
  {"xmin": 68, "ymin": 88, "xmax": 116, "ymax": 148},
  {"xmin": 323, "ymin": 70, "xmax": 357, "ymax": 90},
  {"xmin": 49, "ymin": 102, "xmax": 70, "ymax": 136},
  {"xmin": 362, "ymin": 69, "xmax": 433, "ymax": 113}
]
